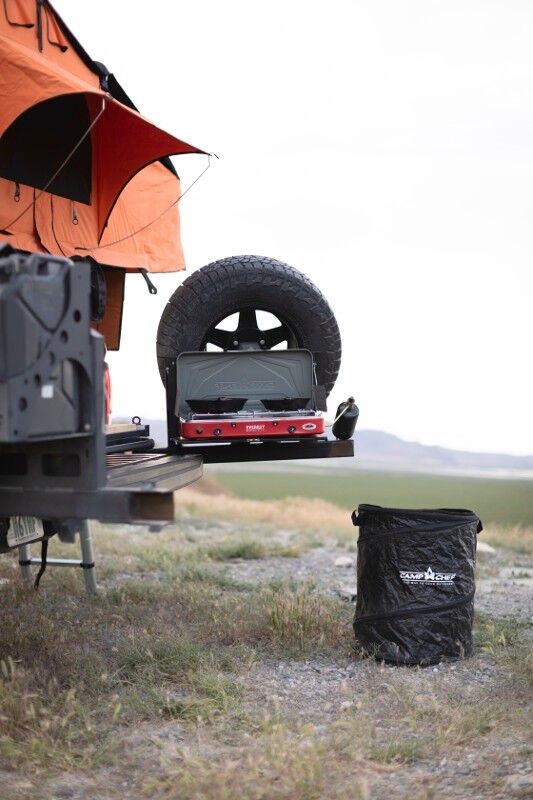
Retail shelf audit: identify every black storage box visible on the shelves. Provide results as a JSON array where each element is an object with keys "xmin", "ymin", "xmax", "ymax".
[{"xmin": 352, "ymin": 505, "xmax": 482, "ymax": 666}]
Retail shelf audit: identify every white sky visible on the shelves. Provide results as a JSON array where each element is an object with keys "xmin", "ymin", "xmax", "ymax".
[{"xmin": 56, "ymin": 0, "xmax": 533, "ymax": 455}]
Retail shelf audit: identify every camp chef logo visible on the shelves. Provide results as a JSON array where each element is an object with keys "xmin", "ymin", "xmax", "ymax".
[
  {"xmin": 399, "ymin": 566, "xmax": 457, "ymax": 586},
  {"xmin": 214, "ymin": 379, "xmax": 275, "ymax": 393},
  {"xmin": 245, "ymin": 423, "xmax": 266, "ymax": 432}
]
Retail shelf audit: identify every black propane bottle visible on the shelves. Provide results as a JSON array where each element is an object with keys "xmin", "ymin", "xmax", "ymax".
[{"xmin": 332, "ymin": 397, "xmax": 359, "ymax": 440}]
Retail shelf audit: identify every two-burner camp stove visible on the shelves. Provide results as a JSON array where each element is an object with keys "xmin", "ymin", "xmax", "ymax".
[{"xmin": 164, "ymin": 349, "xmax": 351, "ymax": 461}]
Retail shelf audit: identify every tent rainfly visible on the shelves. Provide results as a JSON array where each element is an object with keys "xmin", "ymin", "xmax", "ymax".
[{"xmin": 0, "ymin": 0, "xmax": 206, "ymax": 275}]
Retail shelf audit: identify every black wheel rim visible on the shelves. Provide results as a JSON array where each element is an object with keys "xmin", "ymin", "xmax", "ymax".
[{"xmin": 202, "ymin": 307, "xmax": 301, "ymax": 352}]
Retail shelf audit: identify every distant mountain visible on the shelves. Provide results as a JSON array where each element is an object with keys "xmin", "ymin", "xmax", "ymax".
[
  {"xmin": 355, "ymin": 430, "xmax": 533, "ymax": 473},
  {"xmin": 127, "ymin": 419, "xmax": 533, "ymax": 475}
]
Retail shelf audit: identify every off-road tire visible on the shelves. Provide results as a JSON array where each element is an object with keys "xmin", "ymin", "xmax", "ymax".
[{"xmin": 156, "ymin": 255, "xmax": 341, "ymax": 395}]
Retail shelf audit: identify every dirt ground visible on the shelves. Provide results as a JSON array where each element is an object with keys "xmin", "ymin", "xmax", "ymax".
[{"xmin": 0, "ymin": 486, "xmax": 531, "ymax": 800}]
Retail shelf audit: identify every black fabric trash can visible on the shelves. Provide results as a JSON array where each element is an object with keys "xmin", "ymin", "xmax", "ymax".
[{"xmin": 352, "ymin": 505, "xmax": 482, "ymax": 666}]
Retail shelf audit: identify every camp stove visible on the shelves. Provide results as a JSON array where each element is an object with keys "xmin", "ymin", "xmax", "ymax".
[{"xmin": 168, "ymin": 349, "xmax": 327, "ymax": 444}]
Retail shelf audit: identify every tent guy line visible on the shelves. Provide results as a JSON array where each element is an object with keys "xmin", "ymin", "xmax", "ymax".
[{"xmin": 75, "ymin": 153, "xmax": 216, "ymax": 253}]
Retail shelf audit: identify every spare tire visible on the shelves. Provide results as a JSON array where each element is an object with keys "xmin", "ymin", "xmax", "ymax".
[{"xmin": 156, "ymin": 255, "xmax": 341, "ymax": 395}]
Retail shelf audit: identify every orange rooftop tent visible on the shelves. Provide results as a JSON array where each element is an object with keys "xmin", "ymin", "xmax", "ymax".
[{"xmin": 0, "ymin": 0, "xmax": 206, "ymax": 276}]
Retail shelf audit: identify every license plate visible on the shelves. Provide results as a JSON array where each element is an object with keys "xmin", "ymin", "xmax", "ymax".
[{"xmin": 7, "ymin": 516, "xmax": 44, "ymax": 548}]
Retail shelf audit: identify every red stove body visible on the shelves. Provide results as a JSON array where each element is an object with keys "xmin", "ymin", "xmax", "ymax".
[{"xmin": 181, "ymin": 412, "xmax": 324, "ymax": 441}]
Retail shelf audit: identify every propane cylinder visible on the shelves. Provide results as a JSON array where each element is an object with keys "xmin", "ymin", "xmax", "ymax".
[{"xmin": 332, "ymin": 396, "xmax": 359, "ymax": 440}]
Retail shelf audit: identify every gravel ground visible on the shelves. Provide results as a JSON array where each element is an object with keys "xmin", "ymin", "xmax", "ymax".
[
  {"xmin": 225, "ymin": 543, "xmax": 533, "ymax": 621},
  {"xmin": 237, "ymin": 651, "xmax": 532, "ymax": 800}
]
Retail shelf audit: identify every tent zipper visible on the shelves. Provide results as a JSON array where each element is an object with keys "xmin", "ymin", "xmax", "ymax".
[
  {"xmin": 36, "ymin": 0, "xmax": 44, "ymax": 51},
  {"xmin": 354, "ymin": 589, "xmax": 475, "ymax": 625}
]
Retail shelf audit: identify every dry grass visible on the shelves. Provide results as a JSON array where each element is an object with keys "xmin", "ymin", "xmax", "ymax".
[
  {"xmin": 474, "ymin": 612, "xmax": 529, "ymax": 651},
  {"xmin": 0, "ymin": 656, "xmax": 120, "ymax": 772},
  {"xmin": 204, "ymin": 537, "xmax": 301, "ymax": 560},
  {"xmin": 0, "ymin": 492, "xmax": 531, "ymax": 799},
  {"xmin": 0, "ymin": 552, "xmax": 529, "ymax": 798},
  {"xmin": 147, "ymin": 721, "xmax": 372, "ymax": 800},
  {"xmin": 368, "ymin": 737, "xmax": 423, "ymax": 764},
  {"xmin": 0, "ymin": 558, "xmax": 353, "ymax": 779},
  {"xmin": 268, "ymin": 585, "xmax": 347, "ymax": 652},
  {"xmin": 146, "ymin": 688, "xmax": 530, "ymax": 800},
  {"xmin": 378, "ymin": 687, "xmax": 500, "ymax": 748},
  {"xmin": 474, "ymin": 613, "xmax": 533, "ymax": 690},
  {"xmin": 481, "ymin": 523, "xmax": 533, "ymax": 554},
  {"xmin": 176, "ymin": 489, "xmax": 353, "ymax": 542},
  {"xmin": 176, "ymin": 488, "xmax": 533, "ymax": 554}
]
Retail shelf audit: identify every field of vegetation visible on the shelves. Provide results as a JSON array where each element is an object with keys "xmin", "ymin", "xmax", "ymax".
[
  {"xmin": 0, "ymin": 480, "xmax": 531, "ymax": 799},
  {"xmin": 210, "ymin": 465, "xmax": 533, "ymax": 528}
]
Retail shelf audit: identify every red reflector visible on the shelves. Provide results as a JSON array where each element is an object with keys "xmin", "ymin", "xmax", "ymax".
[{"xmin": 104, "ymin": 362, "xmax": 111, "ymax": 424}]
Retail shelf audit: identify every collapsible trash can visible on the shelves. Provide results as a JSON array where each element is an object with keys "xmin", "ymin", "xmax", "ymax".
[{"xmin": 352, "ymin": 505, "xmax": 482, "ymax": 666}]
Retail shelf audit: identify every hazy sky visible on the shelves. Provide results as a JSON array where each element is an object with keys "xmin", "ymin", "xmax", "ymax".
[{"xmin": 56, "ymin": 1, "xmax": 533, "ymax": 455}]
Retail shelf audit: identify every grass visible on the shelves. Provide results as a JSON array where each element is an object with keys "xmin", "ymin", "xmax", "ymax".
[
  {"xmin": 145, "ymin": 687, "xmax": 523, "ymax": 800},
  {"xmin": 360, "ymin": 681, "xmax": 501, "ymax": 751},
  {"xmin": 0, "ymin": 561, "xmax": 528, "ymax": 797},
  {"xmin": 177, "ymin": 482, "xmax": 533, "ymax": 558},
  {"xmin": 0, "ymin": 561, "xmax": 352, "ymax": 779},
  {"xmin": 176, "ymin": 490, "xmax": 353, "ymax": 543},
  {"xmin": 474, "ymin": 613, "xmax": 533, "ymax": 690},
  {"xmin": 268, "ymin": 585, "xmax": 348, "ymax": 653},
  {"xmin": 204, "ymin": 537, "xmax": 301, "ymax": 561},
  {"xmin": 474, "ymin": 612, "xmax": 529, "ymax": 651},
  {"xmin": 503, "ymin": 647, "xmax": 533, "ymax": 689},
  {"xmin": 135, "ymin": 549, "xmax": 253, "ymax": 590},
  {"xmin": 368, "ymin": 737, "xmax": 423, "ymax": 764},
  {"xmin": 210, "ymin": 466, "xmax": 533, "ymax": 528},
  {"xmin": 147, "ymin": 720, "xmax": 371, "ymax": 800},
  {"xmin": 0, "ymin": 661, "xmax": 113, "ymax": 771},
  {"xmin": 0, "ymin": 488, "xmax": 531, "ymax": 799},
  {"xmin": 481, "ymin": 525, "xmax": 533, "ymax": 554},
  {"xmin": 125, "ymin": 669, "xmax": 243, "ymax": 722}
]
